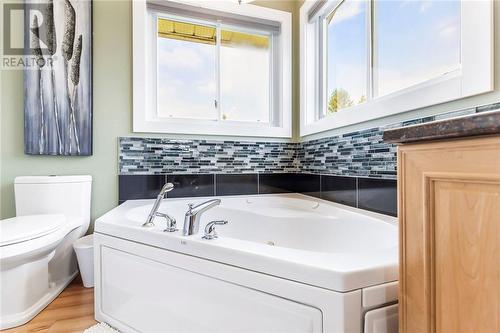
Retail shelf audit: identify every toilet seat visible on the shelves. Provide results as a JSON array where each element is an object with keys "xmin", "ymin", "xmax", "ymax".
[{"xmin": 0, "ymin": 215, "xmax": 65, "ymax": 247}]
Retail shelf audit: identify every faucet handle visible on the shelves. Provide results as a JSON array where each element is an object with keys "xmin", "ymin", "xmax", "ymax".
[
  {"xmin": 156, "ymin": 212, "xmax": 177, "ymax": 232},
  {"xmin": 202, "ymin": 220, "xmax": 228, "ymax": 240}
]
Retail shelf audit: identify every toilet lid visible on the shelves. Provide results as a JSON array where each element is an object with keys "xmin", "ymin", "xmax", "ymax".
[{"xmin": 0, "ymin": 215, "xmax": 65, "ymax": 247}]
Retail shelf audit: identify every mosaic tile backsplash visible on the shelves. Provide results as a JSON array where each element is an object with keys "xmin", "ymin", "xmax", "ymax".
[
  {"xmin": 120, "ymin": 138, "xmax": 300, "ymax": 175},
  {"xmin": 296, "ymin": 127, "xmax": 396, "ymax": 178},
  {"xmin": 119, "ymin": 102, "xmax": 499, "ymax": 179}
]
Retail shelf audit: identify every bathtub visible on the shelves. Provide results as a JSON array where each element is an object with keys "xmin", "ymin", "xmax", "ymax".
[{"xmin": 94, "ymin": 193, "xmax": 398, "ymax": 333}]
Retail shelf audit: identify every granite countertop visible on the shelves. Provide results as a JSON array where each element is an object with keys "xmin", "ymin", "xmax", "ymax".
[{"xmin": 383, "ymin": 110, "xmax": 500, "ymax": 144}]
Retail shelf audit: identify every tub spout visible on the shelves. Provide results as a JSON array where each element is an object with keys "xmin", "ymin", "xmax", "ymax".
[{"xmin": 183, "ymin": 199, "xmax": 221, "ymax": 236}]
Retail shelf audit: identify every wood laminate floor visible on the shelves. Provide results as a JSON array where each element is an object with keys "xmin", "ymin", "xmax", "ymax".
[{"xmin": 3, "ymin": 276, "xmax": 97, "ymax": 333}]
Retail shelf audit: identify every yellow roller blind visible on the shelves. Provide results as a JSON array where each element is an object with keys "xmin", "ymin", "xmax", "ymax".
[{"xmin": 158, "ymin": 18, "xmax": 269, "ymax": 49}]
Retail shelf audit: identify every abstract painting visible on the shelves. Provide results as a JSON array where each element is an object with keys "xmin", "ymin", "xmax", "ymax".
[{"xmin": 24, "ymin": 0, "xmax": 92, "ymax": 155}]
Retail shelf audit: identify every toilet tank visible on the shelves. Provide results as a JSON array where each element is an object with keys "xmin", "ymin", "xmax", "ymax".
[{"xmin": 14, "ymin": 175, "xmax": 92, "ymax": 232}]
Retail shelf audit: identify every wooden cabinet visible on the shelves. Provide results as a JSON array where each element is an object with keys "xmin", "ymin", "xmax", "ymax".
[{"xmin": 398, "ymin": 135, "xmax": 500, "ymax": 333}]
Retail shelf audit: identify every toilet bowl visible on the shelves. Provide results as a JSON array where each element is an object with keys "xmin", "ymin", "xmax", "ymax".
[{"xmin": 0, "ymin": 175, "xmax": 92, "ymax": 330}]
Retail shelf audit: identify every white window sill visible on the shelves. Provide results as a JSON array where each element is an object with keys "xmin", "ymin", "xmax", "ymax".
[
  {"xmin": 300, "ymin": 70, "xmax": 471, "ymax": 137},
  {"xmin": 133, "ymin": 117, "xmax": 292, "ymax": 138}
]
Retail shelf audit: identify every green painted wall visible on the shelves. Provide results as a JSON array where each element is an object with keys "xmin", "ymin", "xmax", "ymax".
[
  {"xmin": 1, "ymin": 1, "xmax": 133, "ymax": 225},
  {"xmin": 0, "ymin": 0, "xmax": 299, "ymax": 225}
]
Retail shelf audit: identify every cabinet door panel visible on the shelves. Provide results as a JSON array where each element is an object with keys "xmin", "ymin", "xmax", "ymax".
[
  {"xmin": 398, "ymin": 136, "xmax": 500, "ymax": 333},
  {"xmin": 432, "ymin": 180, "xmax": 500, "ymax": 332}
]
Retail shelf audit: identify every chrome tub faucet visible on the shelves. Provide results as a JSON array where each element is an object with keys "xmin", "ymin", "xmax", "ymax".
[
  {"xmin": 183, "ymin": 199, "xmax": 221, "ymax": 236},
  {"xmin": 143, "ymin": 183, "xmax": 175, "ymax": 228}
]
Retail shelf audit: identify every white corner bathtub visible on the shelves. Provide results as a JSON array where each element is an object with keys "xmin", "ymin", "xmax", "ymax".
[{"xmin": 94, "ymin": 193, "xmax": 398, "ymax": 333}]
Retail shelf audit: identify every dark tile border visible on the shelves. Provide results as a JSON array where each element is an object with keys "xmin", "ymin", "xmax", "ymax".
[
  {"xmin": 358, "ymin": 177, "xmax": 397, "ymax": 216},
  {"xmin": 215, "ymin": 174, "xmax": 258, "ymax": 196},
  {"xmin": 119, "ymin": 173, "xmax": 397, "ymax": 216},
  {"xmin": 118, "ymin": 175, "xmax": 166, "ymax": 202},
  {"xmin": 166, "ymin": 174, "xmax": 215, "ymax": 198},
  {"xmin": 258, "ymin": 173, "xmax": 295, "ymax": 194},
  {"xmin": 321, "ymin": 175, "xmax": 357, "ymax": 208},
  {"xmin": 293, "ymin": 173, "xmax": 321, "ymax": 198}
]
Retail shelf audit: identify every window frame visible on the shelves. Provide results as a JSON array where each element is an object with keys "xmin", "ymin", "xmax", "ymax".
[
  {"xmin": 133, "ymin": 0, "xmax": 292, "ymax": 138},
  {"xmin": 300, "ymin": 0, "xmax": 494, "ymax": 137}
]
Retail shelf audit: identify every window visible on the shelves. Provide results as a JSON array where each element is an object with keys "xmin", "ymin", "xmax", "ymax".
[
  {"xmin": 220, "ymin": 28, "xmax": 271, "ymax": 123},
  {"xmin": 134, "ymin": 1, "xmax": 292, "ymax": 138},
  {"xmin": 157, "ymin": 19, "xmax": 218, "ymax": 120},
  {"xmin": 325, "ymin": 0, "xmax": 368, "ymax": 115},
  {"xmin": 300, "ymin": 0, "xmax": 493, "ymax": 136},
  {"xmin": 373, "ymin": 1, "xmax": 461, "ymax": 97}
]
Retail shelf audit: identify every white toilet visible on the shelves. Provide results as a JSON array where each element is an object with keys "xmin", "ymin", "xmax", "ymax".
[{"xmin": 0, "ymin": 175, "xmax": 92, "ymax": 330}]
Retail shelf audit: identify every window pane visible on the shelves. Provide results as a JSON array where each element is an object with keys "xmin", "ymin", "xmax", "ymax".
[
  {"xmin": 326, "ymin": 0, "xmax": 368, "ymax": 115},
  {"xmin": 220, "ymin": 29, "xmax": 270, "ymax": 123},
  {"xmin": 157, "ymin": 18, "xmax": 217, "ymax": 120},
  {"xmin": 374, "ymin": 0, "xmax": 461, "ymax": 97}
]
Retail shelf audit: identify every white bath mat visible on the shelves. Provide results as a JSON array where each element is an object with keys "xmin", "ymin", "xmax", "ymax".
[{"xmin": 83, "ymin": 322, "xmax": 120, "ymax": 333}]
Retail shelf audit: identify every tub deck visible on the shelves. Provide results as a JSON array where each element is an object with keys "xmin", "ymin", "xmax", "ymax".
[{"xmin": 95, "ymin": 193, "xmax": 398, "ymax": 292}]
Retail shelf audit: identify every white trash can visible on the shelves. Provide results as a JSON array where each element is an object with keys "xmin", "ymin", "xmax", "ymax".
[{"xmin": 73, "ymin": 234, "xmax": 94, "ymax": 288}]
